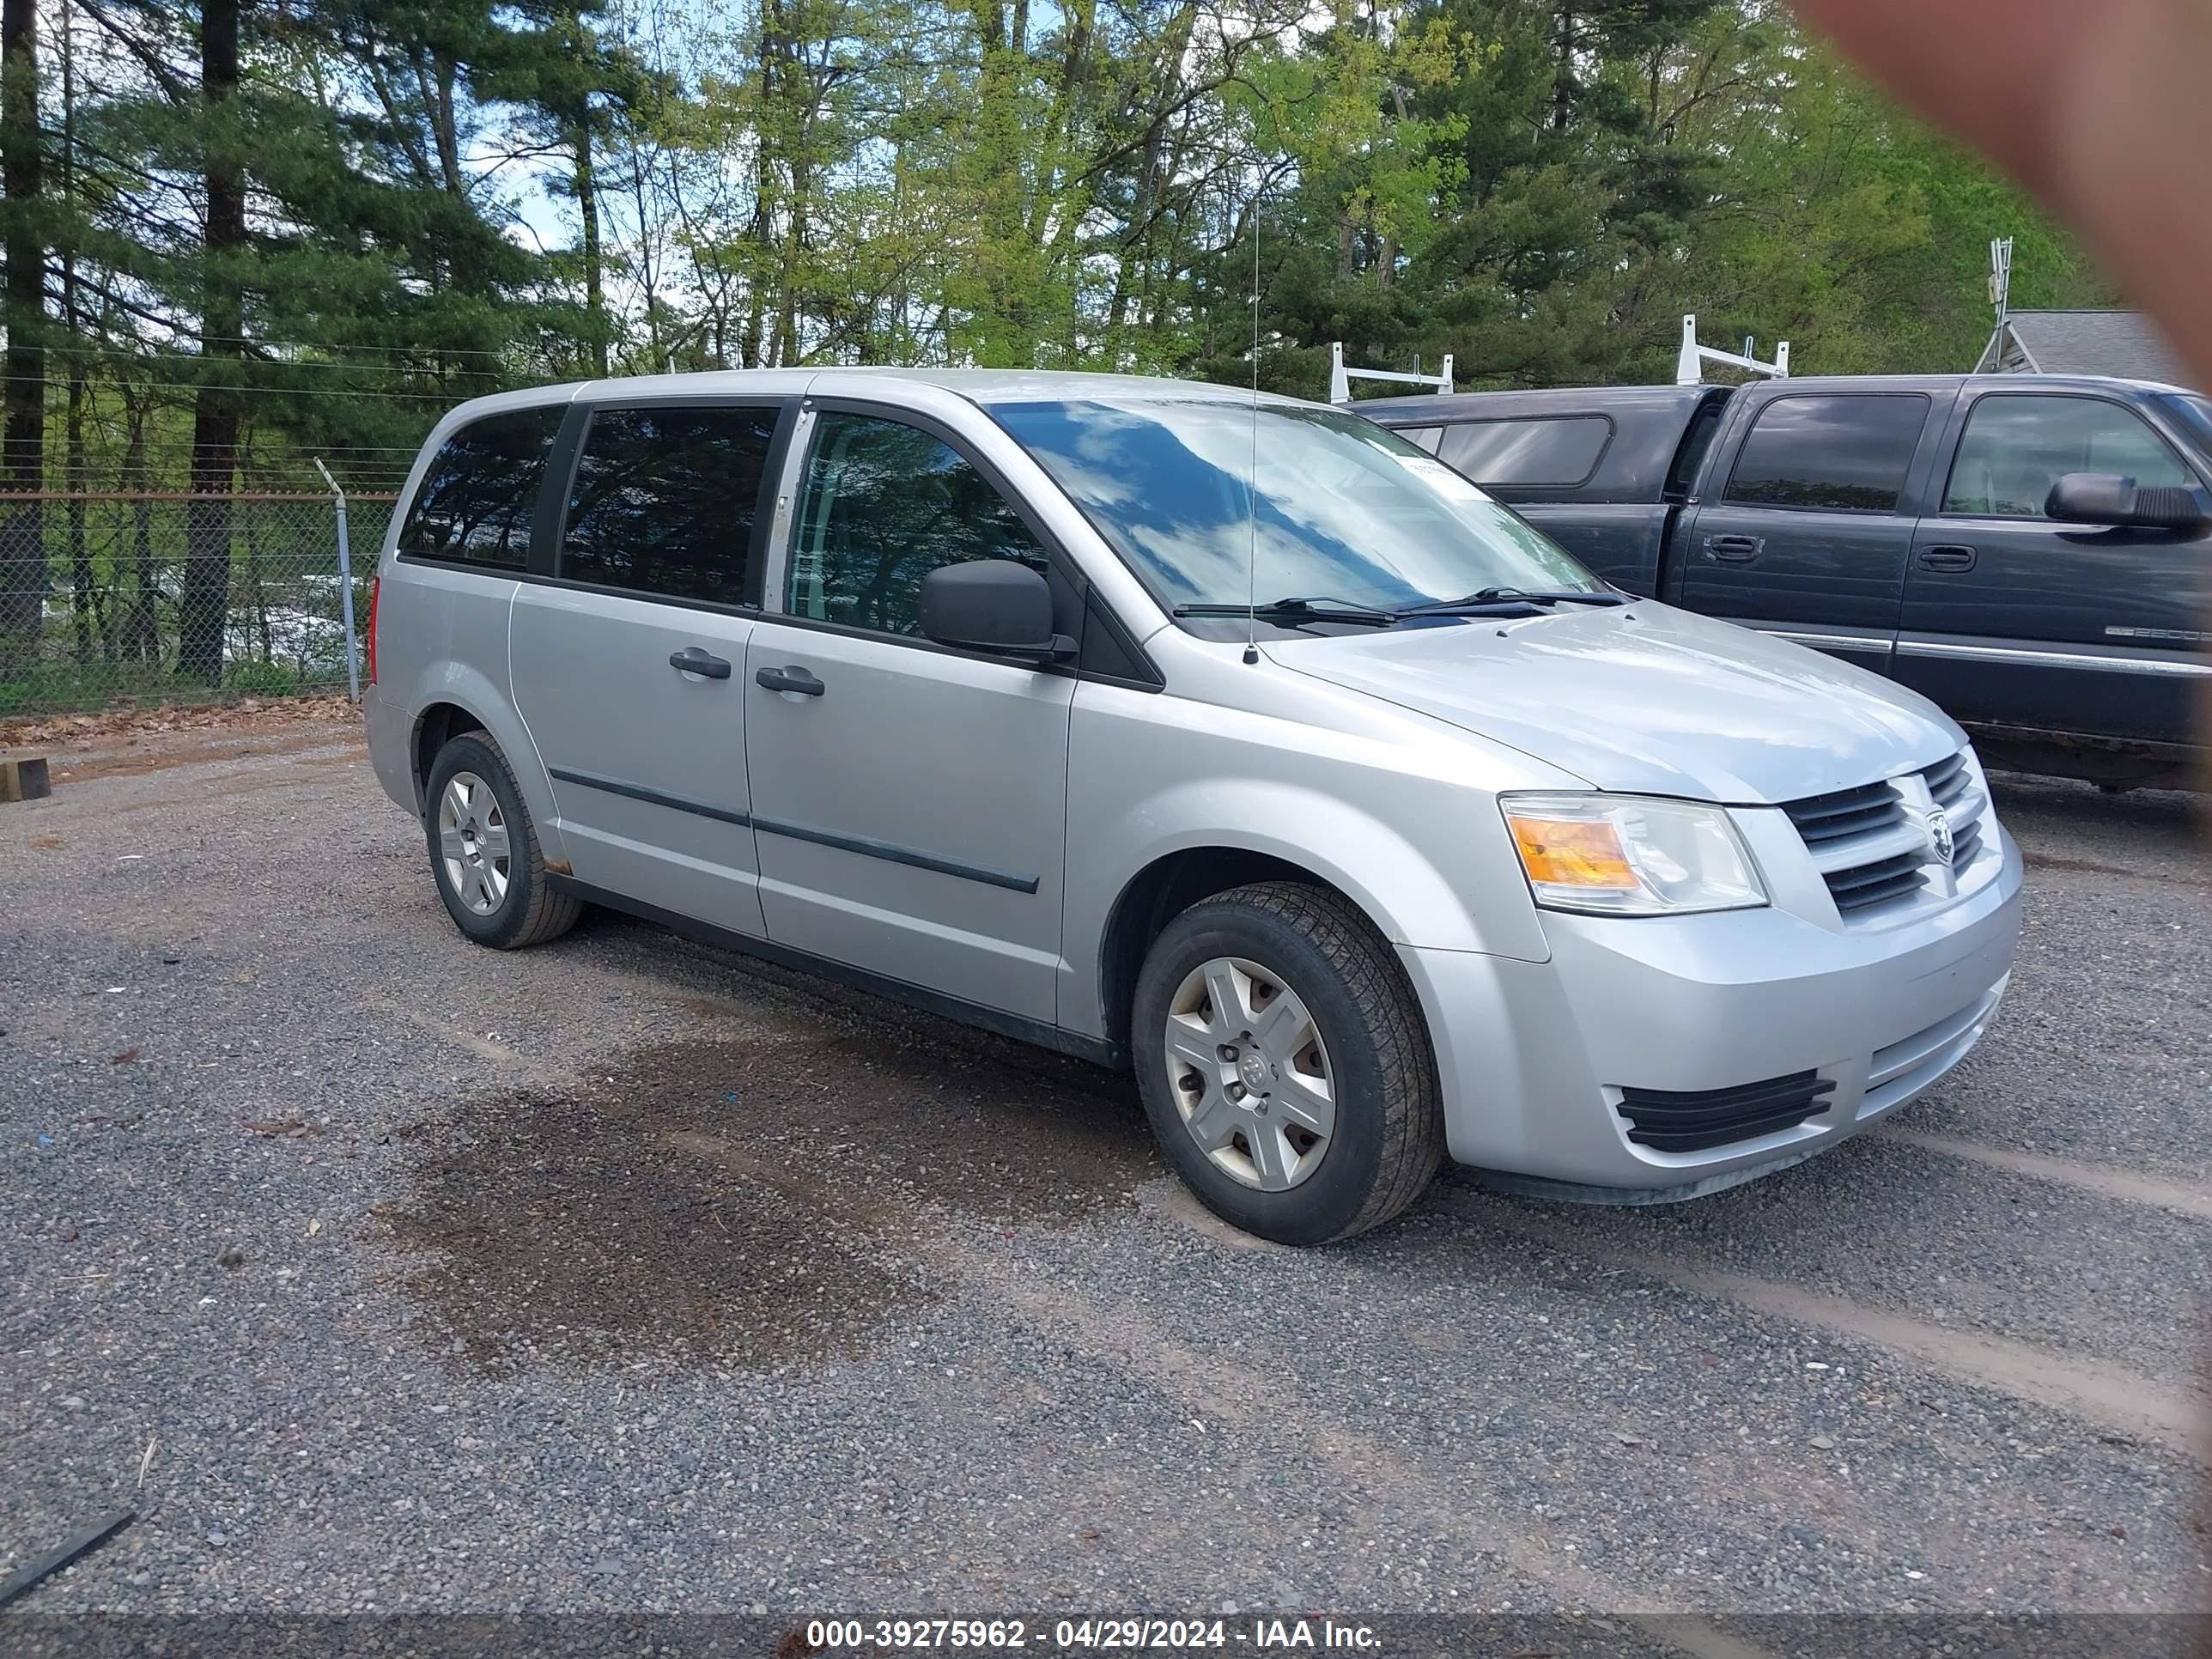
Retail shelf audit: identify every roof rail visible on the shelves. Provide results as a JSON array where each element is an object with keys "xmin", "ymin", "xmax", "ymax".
[
  {"xmin": 1675, "ymin": 313, "xmax": 1790, "ymax": 386},
  {"xmin": 1328, "ymin": 342, "xmax": 1454, "ymax": 404}
]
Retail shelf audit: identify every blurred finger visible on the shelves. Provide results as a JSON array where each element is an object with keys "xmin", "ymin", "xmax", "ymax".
[
  {"xmin": 1795, "ymin": 0, "xmax": 2212, "ymax": 390},
  {"xmin": 1790, "ymin": 0, "xmax": 2086, "ymax": 193}
]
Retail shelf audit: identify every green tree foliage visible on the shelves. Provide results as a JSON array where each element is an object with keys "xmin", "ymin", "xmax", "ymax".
[{"xmin": 3, "ymin": 0, "xmax": 2115, "ymax": 509}]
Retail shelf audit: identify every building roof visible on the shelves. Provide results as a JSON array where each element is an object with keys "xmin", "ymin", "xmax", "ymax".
[{"xmin": 1975, "ymin": 309, "xmax": 2195, "ymax": 386}]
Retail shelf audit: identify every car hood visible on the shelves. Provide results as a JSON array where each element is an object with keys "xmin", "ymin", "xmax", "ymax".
[{"xmin": 1267, "ymin": 603, "xmax": 1962, "ymax": 804}]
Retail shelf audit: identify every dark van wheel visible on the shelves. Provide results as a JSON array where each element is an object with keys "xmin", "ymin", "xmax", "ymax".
[
  {"xmin": 1131, "ymin": 880, "xmax": 1444, "ymax": 1245},
  {"xmin": 422, "ymin": 732, "xmax": 581, "ymax": 950}
]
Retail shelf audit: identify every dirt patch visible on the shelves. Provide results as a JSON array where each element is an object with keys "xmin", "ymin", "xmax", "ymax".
[
  {"xmin": 381, "ymin": 1031, "xmax": 1157, "ymax": 1376},
  {"xmin": 6, "ymin": 699, "xmax": 365, "ymax": 783},
  {"xmin": 0, "ymin": 690, "xmax": 358, "ymax": 746},
  {"xmin": 60, "ymin": 726, "xmax": 365, "ymax": 783},
  {"xmin": 385, "ymin": 1089, "xmax": 928, "ymax": 1379}
]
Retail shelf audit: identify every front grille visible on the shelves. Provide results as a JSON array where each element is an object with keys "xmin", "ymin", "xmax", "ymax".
[
  {"xmin": 1948, "ymin": 818, "xmax": 1983, "ymax": 868},
  {"xmin": 1826, "ymin": 848, "xmax": 1927, "ymax": 911},
  {"xmin": 1780, "ymin": 749, "xmax": 1985, "ymax": 916},
  {"xmin": 1783, "ymin": 779, "xmax": 1905, "ymax": 846},
  {"xmin": 1781, "ymin": 778, "xmax": 1923, "ymax": 915},
  {"xmin": 1923, "ymin": 750, "xmax": 1984, "ymax": 869},
  {"xmin": 1615, "ymin": 1071, "xmax": 1838, "ymax": 1153},
  {"xmin": 1923, "ymin": 751, "xmax": 1970, "ymax": 808}
]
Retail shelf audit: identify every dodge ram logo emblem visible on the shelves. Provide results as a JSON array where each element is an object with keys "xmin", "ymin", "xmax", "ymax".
[{"xmin": 1926, "ymin": 807, "xmax": 1954, "ymax": 865}]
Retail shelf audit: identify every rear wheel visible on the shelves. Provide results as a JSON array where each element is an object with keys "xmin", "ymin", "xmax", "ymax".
[
  {"xmin": 422, "ymin": 732, "xmax": 580, "ymax": 950},
  {"xmin": 1132, "ymin": 881, "xmax": 1443, "ymax": 1244}
]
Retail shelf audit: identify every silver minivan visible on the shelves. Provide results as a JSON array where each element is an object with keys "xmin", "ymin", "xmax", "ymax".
[{"xmin": 363, "ymin": 369, "xmax": 2023, "ymax": 1244}]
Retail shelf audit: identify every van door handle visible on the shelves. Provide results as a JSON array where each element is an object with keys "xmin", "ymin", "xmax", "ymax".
[
  {"xmin": 1918, "ymin": 544, "xmax": 1978, "ymax": 571},
  {"xmin": 754, "ymin": 665, "xmax": 825, "ymax": 697},
  {"xmin": 668, "ymin": 647, "xmax": 732, "ymax": 680},
  {"xmin": 1704, "ymin": 534, "xmax": 1764, "ymax": 562}
]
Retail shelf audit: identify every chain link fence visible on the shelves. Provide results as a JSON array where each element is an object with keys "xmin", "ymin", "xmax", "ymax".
[{"xmin": 0, "ymin": 491, "xmax": 395, "ymax": 716}]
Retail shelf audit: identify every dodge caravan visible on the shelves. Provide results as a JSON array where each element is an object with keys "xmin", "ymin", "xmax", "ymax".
[{"xmin": 364, "ymin": 370, "xmax": 2023, "ymax": 1245}]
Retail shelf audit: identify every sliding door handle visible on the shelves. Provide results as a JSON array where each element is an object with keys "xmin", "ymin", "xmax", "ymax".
[{"xmin": 755, "ymin": 665, "xmax": 825, "ymax": 697}]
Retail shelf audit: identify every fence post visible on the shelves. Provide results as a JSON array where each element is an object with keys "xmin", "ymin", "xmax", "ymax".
[{"xmin": 312, "ymin": 458, "xmax": 360, "ymax": 703}]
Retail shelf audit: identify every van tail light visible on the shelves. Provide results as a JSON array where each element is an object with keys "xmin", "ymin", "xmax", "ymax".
[{"xmin": 366, "ymin": 574, "xmax": 380, "ymax": 686}]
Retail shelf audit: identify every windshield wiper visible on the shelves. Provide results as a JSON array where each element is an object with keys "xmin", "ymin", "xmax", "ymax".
[
  {"xmin": 1397, "ymin": 585, "xmax": 1629, "ymax": 616},
  {"xmin": 1175, "ymin": 586, "xmax": 1626, "ymax": 629},
  {"xmin": 1173, "ymin": 596, "xmax": 1401, "ymax": 627}
]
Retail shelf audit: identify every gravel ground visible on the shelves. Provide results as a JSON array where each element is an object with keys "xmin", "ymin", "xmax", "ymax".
[{"xmin": 3, "ymin": 712, "xmax": 2207, "ymax": 1634}]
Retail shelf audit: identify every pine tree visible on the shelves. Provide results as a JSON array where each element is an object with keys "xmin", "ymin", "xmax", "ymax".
[
  {"xmin": 179, "ymin": 0, "xmax": 242, "ymax": 684},
  {"xmin": 0, "ymin": 0, "xmax": 42, "ymax": 680}
]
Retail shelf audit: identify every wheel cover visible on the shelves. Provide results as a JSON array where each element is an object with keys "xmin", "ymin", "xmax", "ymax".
[
  {"xmin": 1164, "ymin": 956, "xmax": 1335, "ymax": 1192},
  {"xmin": 436, "ymin": 770, "xmax": 511, "ymax": 916}
]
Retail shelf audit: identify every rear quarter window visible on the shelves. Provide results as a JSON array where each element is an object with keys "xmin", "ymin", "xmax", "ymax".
[
  {"xmin": 398, "ymin": 406, "xmax": 564, "ymax": 568},
  {"xmin": 1666, "ymin": 396, "xmax": 1727, "ymax": 499},
  {"xmin": 1435, "ymin": 416, "xmax": 1612, "ymax": 487}
]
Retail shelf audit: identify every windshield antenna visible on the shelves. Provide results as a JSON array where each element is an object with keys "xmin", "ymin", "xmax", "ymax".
[{"xmin": 1243, "ymin": 183, "xmax": 1261, "ymax": 665}]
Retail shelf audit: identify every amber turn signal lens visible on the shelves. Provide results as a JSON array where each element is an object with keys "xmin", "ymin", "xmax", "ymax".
[{"xmin": 1506, "ymin": 814, "xmax": 1639, "ymax": 890}]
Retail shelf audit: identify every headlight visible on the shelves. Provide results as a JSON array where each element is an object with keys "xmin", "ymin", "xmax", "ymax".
[{"xmin": 1500, "ymin": 793, "xmax": 1767, "ymax": 916}]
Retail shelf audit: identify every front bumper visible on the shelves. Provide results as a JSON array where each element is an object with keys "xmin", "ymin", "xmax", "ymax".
[{"xmin": 1401, "ymin": 823, "xmax": 2024, "ymax": 1195}]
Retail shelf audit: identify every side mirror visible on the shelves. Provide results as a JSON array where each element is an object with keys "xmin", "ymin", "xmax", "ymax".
[
  {"xmin": 919, "ymin": 559, "xmax": 1075, "ymax": 663},
  {"xmin": 2045, "ymin": 471, "xmax": 2210, "ymax": 530}
]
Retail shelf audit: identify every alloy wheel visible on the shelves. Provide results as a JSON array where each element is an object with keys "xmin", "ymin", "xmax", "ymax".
[
  {"xmin": 1163, "ymin": 956, "xmax": 1336, "ymax": 1191},
  {"xmin": 436, "ymin": 770, "xmax": 511, "ymax": 916}
]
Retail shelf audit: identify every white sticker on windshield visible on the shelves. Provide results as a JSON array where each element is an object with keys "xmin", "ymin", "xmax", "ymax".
[{"xmin": 1396, "ymin": 454, "xmax": 1495, "ymax": 504}]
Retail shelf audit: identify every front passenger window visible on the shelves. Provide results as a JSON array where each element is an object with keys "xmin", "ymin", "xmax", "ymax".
[
  {"xmin": 788, "ymin": 414, "xmax": 1048, "ymax": 636},
  {"xmin": 1942, "ymin": 393, "xmax": 2196, "ymax": 518}
]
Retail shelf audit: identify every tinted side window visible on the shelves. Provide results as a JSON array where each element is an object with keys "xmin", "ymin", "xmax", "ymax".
[
  {"xmin": 1944, "ymin": 393, "xmax": 2197, "ymax": 517},
  {"xmin": 560, "ymin": 405, "xmax": 781, "ymax": 604},
  {"xmin": 1437, "ymin": 416, "xmax": 1611, "ymax": 486},
  {"xmin": 1666, "ymin": 397, "xmax": 1727, "ymax": 498},
  {"xmin": 788, "ymin": 413, "xmax": 1047, "ymax": 637},
  {"xmin": 1723, "ymin": 393, "xmax": 1930, "ymax": 513},
  {"xmin": 399, "ymin": 407, "xmax": 563, "ymax": 567}
]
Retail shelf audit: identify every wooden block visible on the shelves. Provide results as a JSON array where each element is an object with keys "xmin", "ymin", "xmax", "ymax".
[{"xmin": 0, "ymin": 754, "xmax": 52, "ymax": 803}]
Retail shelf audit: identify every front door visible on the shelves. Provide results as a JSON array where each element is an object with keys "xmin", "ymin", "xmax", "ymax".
[
  {"xmin": 1676, "ymin": 389, "xmax": 1938, "ymax": 673},
  {"xmin": 743, "ymin": 407, "xmax": 1074, "ymax": 1024},
  {"xmin": 1899, "ymin": 388, "xmax": 2209, "ymax": 746},
  {"xmin": 509, "ymin": 401, "xmax": 787, "ymax": 937}
]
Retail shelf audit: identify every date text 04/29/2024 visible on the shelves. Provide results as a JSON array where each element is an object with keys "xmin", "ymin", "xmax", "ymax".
[{"xmin": 803, "ymin": 1619, "xmax": 1383, "ymax": 1650}]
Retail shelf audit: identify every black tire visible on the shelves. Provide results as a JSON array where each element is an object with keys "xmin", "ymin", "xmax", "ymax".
[
  {"xmin": 422, "ymin": 731, "xmax": 581, "ymax": 950},
  {"xmin": 1131, "ymin": 880, "xmax": 1444, "ymax": 1245}
]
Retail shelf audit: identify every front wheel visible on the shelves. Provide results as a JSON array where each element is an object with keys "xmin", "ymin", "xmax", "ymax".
[{"xmin": 1131, "ymin": 881, "xmax": 1444, "ymax": 1245}]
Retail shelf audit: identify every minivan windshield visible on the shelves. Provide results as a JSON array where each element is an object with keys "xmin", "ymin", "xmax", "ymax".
[{"xmin": 990, "ymin": 398, "xmax": 1606, "ymax": 626}]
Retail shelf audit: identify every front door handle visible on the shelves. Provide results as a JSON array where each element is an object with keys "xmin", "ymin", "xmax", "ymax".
[
  {"xmin": 755, "ymin": 664, "xmax": 825, "ymax": 697},
  {"xmin": 1918, "ymin": 544, "xmax": 1978, "ymax": 571},
  {"xmin": 668, "ymin": 647, "xmax": 732, "ymax": 680},
  {"xmin": 1704, "ymin": 534, "xmax": 1764, "ymax": 562}
]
